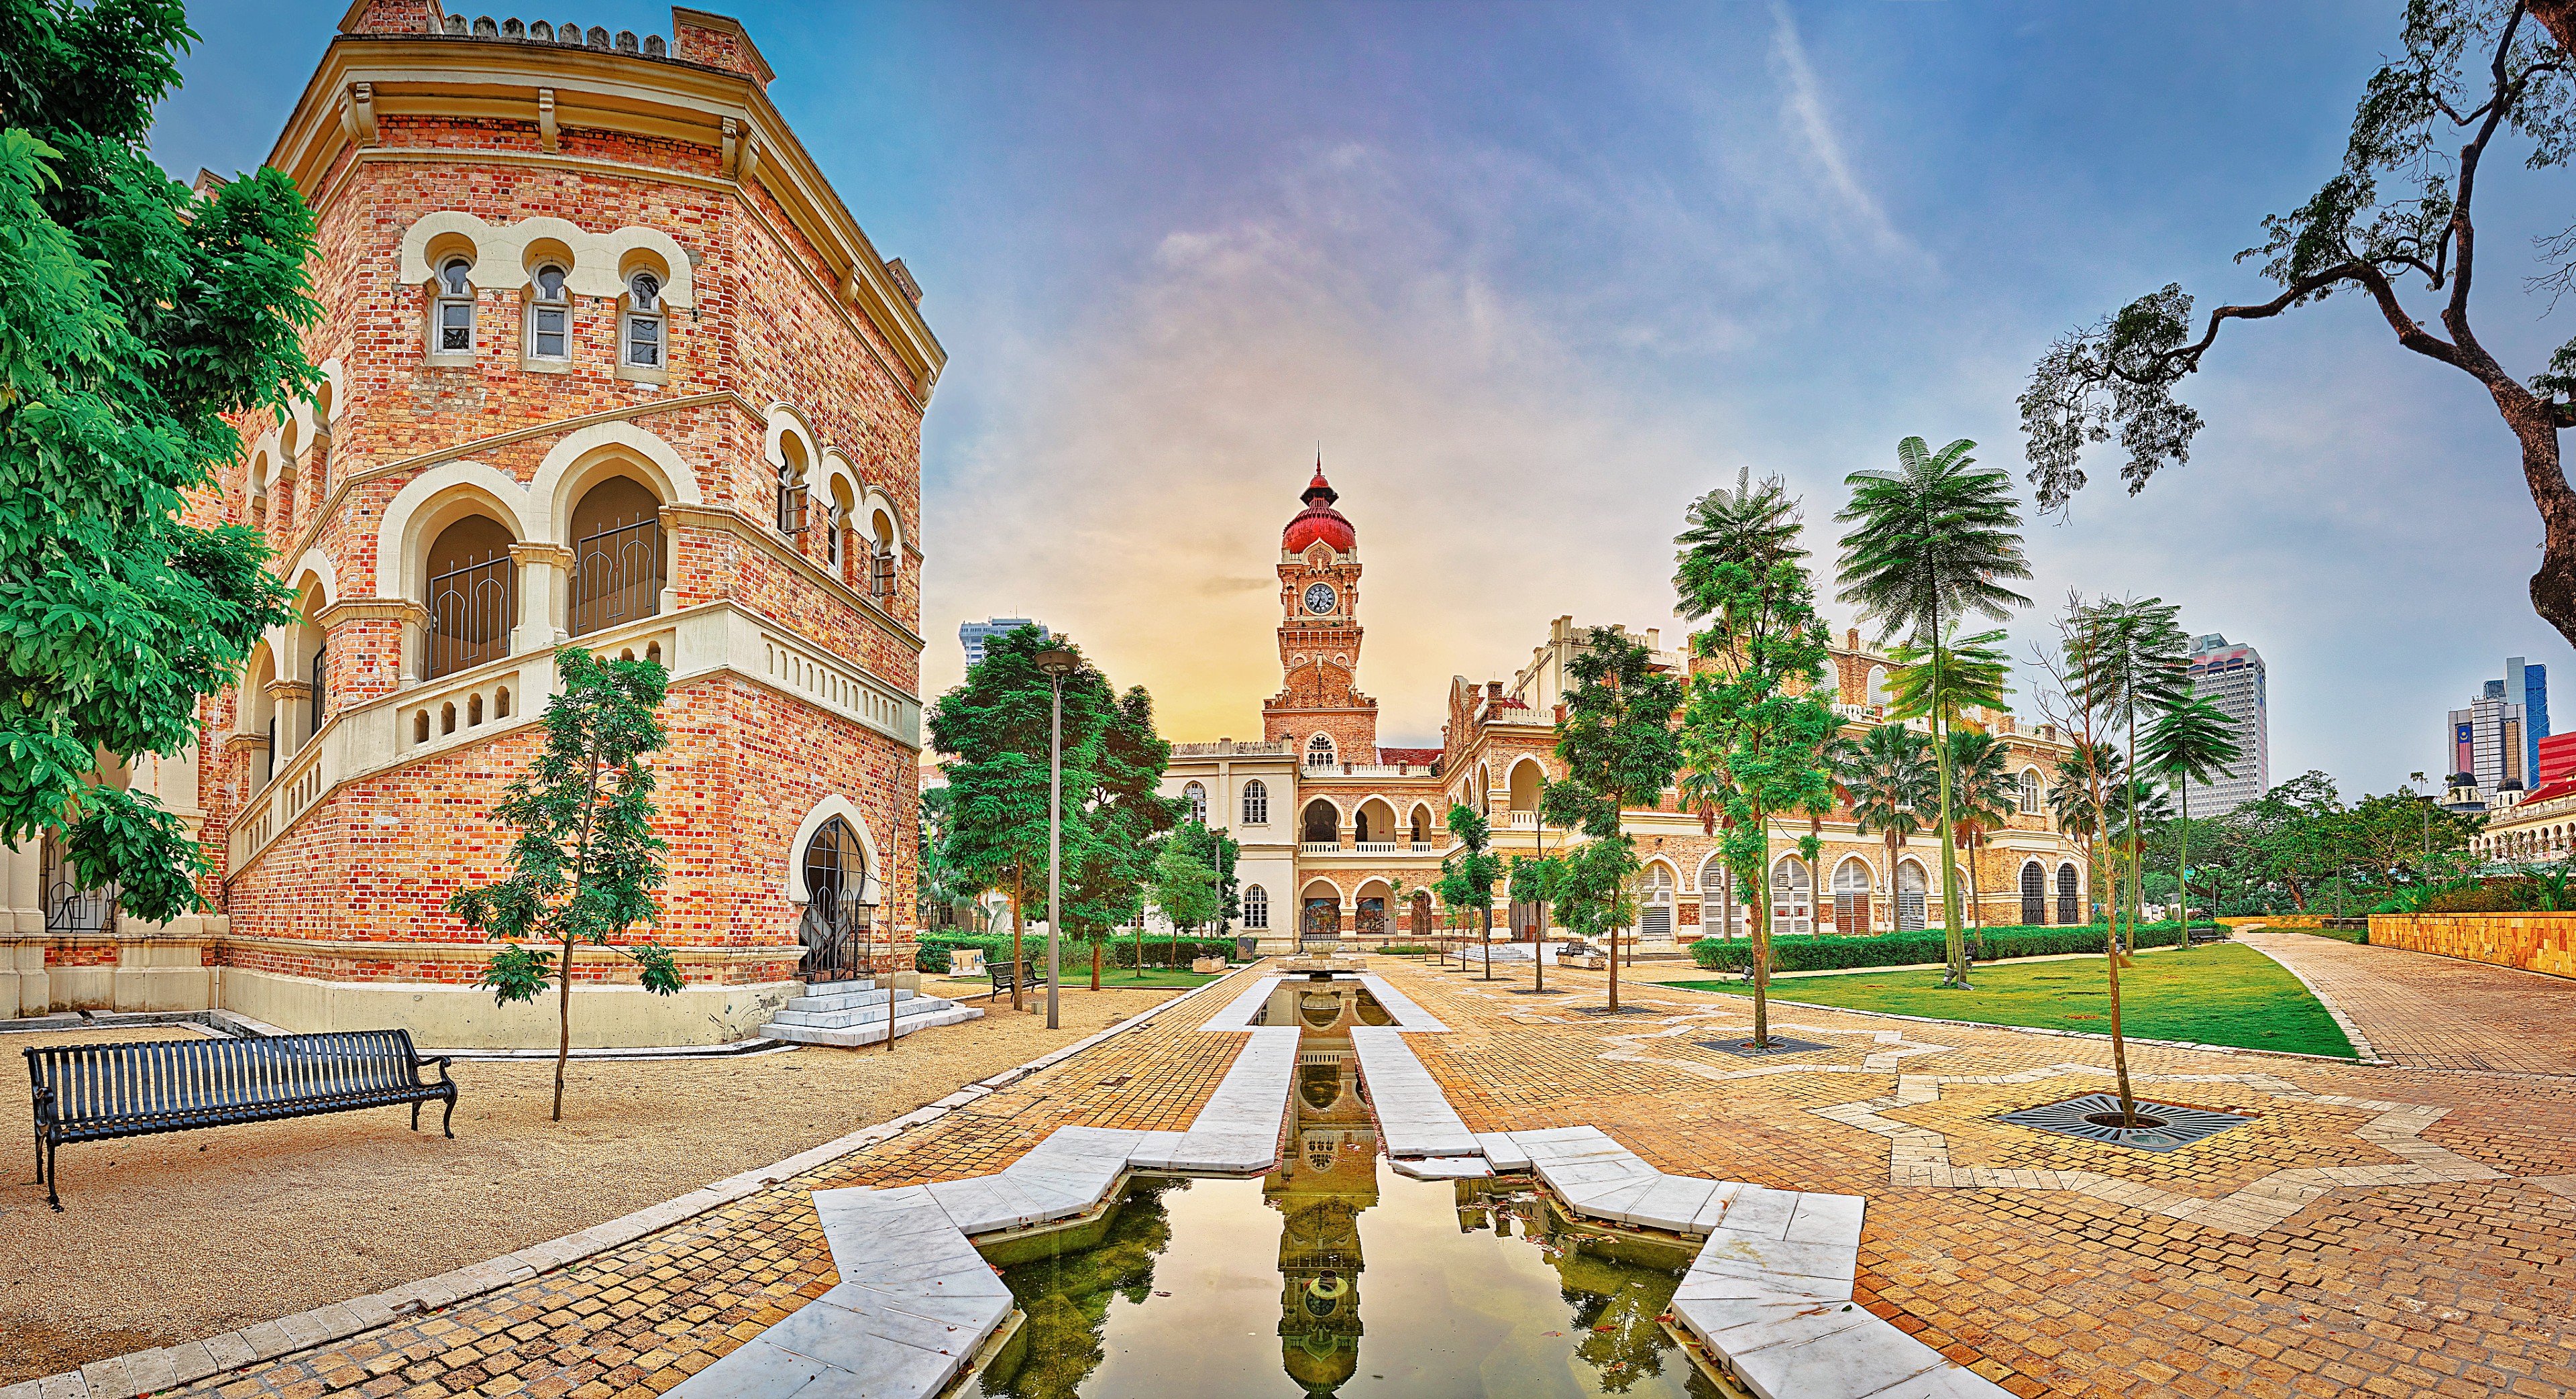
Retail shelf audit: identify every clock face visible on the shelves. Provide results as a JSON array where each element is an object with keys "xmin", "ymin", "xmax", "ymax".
[{"xmin": 1303, "ymin": 582, "xmax": 1337, "ymax": 616}]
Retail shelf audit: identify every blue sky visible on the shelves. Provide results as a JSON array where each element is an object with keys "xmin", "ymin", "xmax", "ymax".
[{"xmin": 155, "ymin": 1, "xmax": 2576, "ymax": 793}]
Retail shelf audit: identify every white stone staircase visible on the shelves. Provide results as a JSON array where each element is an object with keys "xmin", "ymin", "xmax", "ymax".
[{"xmin": 755, "ymin": 978, "xmax": 982, "ymax": 1048}]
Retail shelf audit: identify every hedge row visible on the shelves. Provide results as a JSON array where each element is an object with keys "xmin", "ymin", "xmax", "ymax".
[
  {"xmin": 915, "ymin": 933, "xmax": 1236, "ymax": 973},
  {"xmin": 1685, "ymin": 921, "xmax": 2210, "ymax": 972}
]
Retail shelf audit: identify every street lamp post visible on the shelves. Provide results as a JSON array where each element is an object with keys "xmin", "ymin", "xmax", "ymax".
[{"xmin": 1034, "ymin": 646, "xmax": 1080, "ymax": 1031}]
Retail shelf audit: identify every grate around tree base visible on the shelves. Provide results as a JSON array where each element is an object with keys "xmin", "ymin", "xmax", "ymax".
[
  {"xmin": 1996, "ymin": 1091, "xmax": 2251, "ymax": 1153},
  {"xmin": 1695, "ymin": 1035, "xmax": 1833, "ymax": 1058}
]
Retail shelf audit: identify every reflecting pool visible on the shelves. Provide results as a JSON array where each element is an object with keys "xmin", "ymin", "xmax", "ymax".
[{"xmin": 977, "ymin": 1042, "xmax": 1724, "ymax": 1398}]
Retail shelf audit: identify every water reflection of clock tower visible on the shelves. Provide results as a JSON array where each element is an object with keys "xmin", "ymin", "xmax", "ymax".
[{"xmin": 1265, "ymin": 463, "xmax": 1379, "ymax": 763}]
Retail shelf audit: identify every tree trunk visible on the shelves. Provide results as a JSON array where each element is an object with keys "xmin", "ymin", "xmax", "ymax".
[
  {"xmin": 553, "ymin": 932, "xmax": 574, "ymax": 1123},
  {"xmin": 2536, "ymin": 0, "xmax": 2576, "ymax": 59},
  {"xmin": 1751, "ymin": 809, "xmax": 1772, "ymax": 1047},
  {"xmin": 1966, "ymin": 829, "xmax": 1986, "ymax": 958},
  {"xmin": 2176, "ymin": 783, "xmax": 2193, "ymax": 948},
  {"xmin": 1091, "ymin": 939, "xmax": 1102, "ymax": 990},
  {"xmin": 1933, "ymin": 644, "xmax": 1968, "ymax": 988},
  {"xmin": 1010, "ymin": 866, "xmax": 1026, "ymax": 1011}
]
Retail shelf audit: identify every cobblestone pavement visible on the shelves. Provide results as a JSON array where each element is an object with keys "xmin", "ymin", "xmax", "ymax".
[
  {"xmin": 2238, "ymin": 931, "xmax": 2576, "ymax": 1076},
  {"xmin": 130, "ymin": 961, "xmax": 2576, "ymax": 1399}
]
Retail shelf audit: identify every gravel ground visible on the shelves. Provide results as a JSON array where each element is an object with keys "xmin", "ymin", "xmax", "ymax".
[{"xmin": 0, "ymin": 983, "xmax": 1181, "ymax": 1382}]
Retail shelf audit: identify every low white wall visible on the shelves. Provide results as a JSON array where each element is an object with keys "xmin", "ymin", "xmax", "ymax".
[{"xmin": 216, "ymin": 968, "xmax": 800, "ymax": 1049}]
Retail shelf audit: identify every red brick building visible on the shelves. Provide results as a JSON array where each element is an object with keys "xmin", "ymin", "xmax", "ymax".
[{"xmin": 0, "ymin": 4, "xmax": 939, "ymax": 1044}]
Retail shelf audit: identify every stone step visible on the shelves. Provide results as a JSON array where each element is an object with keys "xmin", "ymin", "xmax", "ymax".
[
  {"xmin": 757, "ymin": 1003, "xmax": 982, "ymax": 1048},
  {"xmin": 787, "ymin": 985, "xmax": 918, "ymax": 1013},
  {"xmin": 767, "ymin": 995, "xmax": 960, "ymax": 1031}
]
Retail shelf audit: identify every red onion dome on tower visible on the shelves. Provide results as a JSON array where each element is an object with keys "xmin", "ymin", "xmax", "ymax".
[{"xmin": 1282, "ymin": 462, "xmax": 1356, "ymax": 554}]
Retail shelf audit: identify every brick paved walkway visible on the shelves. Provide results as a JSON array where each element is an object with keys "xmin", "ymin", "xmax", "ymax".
[
  {"xmin": 76, "ymin": 960, "xmax": 2576, "ymax": 1399},
  {"xmin": 2239, "ymin": 931, "xmax": 2576, "ymax": 1076}
]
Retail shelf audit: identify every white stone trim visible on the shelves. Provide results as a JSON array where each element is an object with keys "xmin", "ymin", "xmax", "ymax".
[
  {"xmin": 781, "ymin": 791, "xmax": 884, "ymax": 908},
  {"xmin": 394, "ymin": 211, "xmax": 698, "ymax": 308}
]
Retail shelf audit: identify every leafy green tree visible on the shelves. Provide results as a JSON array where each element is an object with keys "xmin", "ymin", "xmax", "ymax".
[
  {"xmin": 1944, "ymin": 727, "xmax": 2020, "ymax": 955},
  {"xmin": 931, "ymin": 629, "xmax": 1177, "ymax": 1005},
  {"xmin": 1836, "ymin": 437, "xmax": 2033, "ymax": 988},
  {"xmin": 1065, "ymin": 686, "xmax": 1181, "ymax": 987},
  {"xmin": 2074, "ymin": 598, "xmax": 2192, "ymax": 954},
  {"xmin": 2021, "ymin": 1, "xmax": 2576, "ymax": 651},
  {"xmin": 0, "ymin": 3, "xmax": 322, "ymax": 923},
  {"xmin": 1148, "ymin": 839, "xmax": 1220, "ymax": 977},
  {"xmin": 1674, "ymin": 470, "xmax": 1838, "ymax": 1045},
  {"xmin": 449, "ymin": 649, "xmax": 681, "ymax": 1121},
  {"xmin": 2140, "ymin": 697, "xmax": 2243, "ymax": 936},
  {"xmin": 1508, "ymin": 852, "xmax": 1562, "ymax": 991},
  {"xmin": 1436, "ymin": 803, "xmax": 1503, "ymax": 956},
  {"xmin": 1542, "ymin": 627, "xmax": 1685, "ymax": 1012},
  {"xmin": 1831, "ymin": 723, "xmax": 1933, "ymax": 931}
]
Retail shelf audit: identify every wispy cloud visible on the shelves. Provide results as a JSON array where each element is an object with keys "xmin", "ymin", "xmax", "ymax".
[{"xmin": 1766, "ymin": 0, "xmax": 1931, "ymax": 271}]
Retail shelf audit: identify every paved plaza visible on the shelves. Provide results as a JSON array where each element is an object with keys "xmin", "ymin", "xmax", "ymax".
[
  {"xmin": 21, "ymin": 950, "xmax": 2576, "ymax": 1399},
  {"xmin": 2237, "ymin": 931, "xmax": 2576, "ymax": 1076}
]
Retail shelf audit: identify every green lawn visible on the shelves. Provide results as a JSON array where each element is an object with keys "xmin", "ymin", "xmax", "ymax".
[
  {"xmin": 2296, "ymin": 925, "xmax": 2369, "ymax": 944},
  {"xmin": 1666, "ymin": 943, "xmax": 2355, "ymax": 1058}
]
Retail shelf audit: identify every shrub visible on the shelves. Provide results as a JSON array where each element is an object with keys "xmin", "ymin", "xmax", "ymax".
[
  {"xmin": 1685, "ymin": 921, "xmax": 2206, "ymax": 972},
  {"xmin": 1374, "ymin": 944, "xmax": 1438, "ymax": 956},
  {"xmin": 915, "ymin": 932, "xmax": 1236, "ymax": 973},
  {"xmin": 2420, "ymin": 879, "xmax": 2536, "ymax": 914}
]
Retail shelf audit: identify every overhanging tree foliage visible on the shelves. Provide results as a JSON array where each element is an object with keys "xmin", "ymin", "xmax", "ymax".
[
  {"xmin": 0, "ymin": 0, "xmax": 320, "ymax": 921},
  {"xmin": 2021, "ymin": 2, "xmax": 2576, "ymax": 648},
  {"xmin": 449, "ymin": 648, "xmax": 681, "ymax": 1122}
]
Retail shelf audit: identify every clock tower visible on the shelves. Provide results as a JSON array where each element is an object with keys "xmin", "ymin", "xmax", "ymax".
[{"xmin": 1265, "ymin": 463, "xmax": 1379, "ymax": 767}]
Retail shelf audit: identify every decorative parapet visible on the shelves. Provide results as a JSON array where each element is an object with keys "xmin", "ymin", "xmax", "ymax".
[{"xmin": 229, "ymin": 600, "xmax": 921, "ymax": 875}]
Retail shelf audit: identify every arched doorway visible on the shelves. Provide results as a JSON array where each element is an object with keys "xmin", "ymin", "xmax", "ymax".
[
  {"xmin": 800, "ymin": 816, "xmax": 871, "ymax": 983},
  {"xmin": 1302, "ymin": 800, "xmax": 1338, "ymax": 846},
  {"xmin": 2055, "ymin": 862, "xmax": 2081, "ymax": 926},
  {"xmin": 2020, "ymin": 862, "xmax": 2046, "ymax": 925},
  {"xmin": 1638, "ymin": 864, "xmax": 1675, "ymax": 944},
  {"xmin": 1771, "ymin": 857, "xmax": 1811, "ymax": 936},
  {"xmin": 567, "ymin": 475, "xmax": 664, "ymax": 637},
  {"xmin": 1299, "ymin": 882, "xmax": 1342, "ymax": 946},
  {"xmin": 424, "ymin": 513, "xmax": 517, "ymax": 678},
  {"xmin": 1896, "ymin": 862, "xmax": 1928, "ymax": 932},
  {"xmin": 1831, "ymin": 858, "xmax": 1872, "ymax": 936}
]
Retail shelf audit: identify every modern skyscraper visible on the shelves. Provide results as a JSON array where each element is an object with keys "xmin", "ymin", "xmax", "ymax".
[
  {"xmin": 2183, "ymin": 634, "xmax": 2269, "ymax": 817},
  {"xmin": 2448, "ymin": 656, "xmax": 2550, "ymax": 802},
  {"xmin": 959, "ymin": 616, "xmax": 1049, "ymax": 671},
  {"xmin": 2508, "ymin": 655, "xmax": 2551, "ymax": 781}
]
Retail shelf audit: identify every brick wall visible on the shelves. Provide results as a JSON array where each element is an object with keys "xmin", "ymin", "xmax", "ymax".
[{"xmin": 2367, "ymin": 913, "xmax": 2576, "ymax": 979}]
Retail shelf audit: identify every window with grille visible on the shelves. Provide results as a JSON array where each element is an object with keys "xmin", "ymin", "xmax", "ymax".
[
  {"xmin": 1242, "ymin": 885, "xmax": 1269, "ymax": 929},
  {"xmin": 1242, "ymin": 779, "xmax": 1268, "ymax": 825},
  {"xmin": 1184, "ymin": 782, "xmax": 1207, "ymax": 824},
  {"xmin": 2021, "ymin": 862, "xmax": 2047, "ymax": 925}
]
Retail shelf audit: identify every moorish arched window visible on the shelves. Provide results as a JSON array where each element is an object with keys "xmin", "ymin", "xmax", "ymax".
[
  {"xmin": 1306, "ymin": 733, "xmax": 1337, "ymax": 767},
  {"xmin": 1183, "ymin": 781, "xmax": 1208, "ymax": 824},
  {"xmin": 1242, "ymin": 883, "xmax": 1269, "ymax": 929}
]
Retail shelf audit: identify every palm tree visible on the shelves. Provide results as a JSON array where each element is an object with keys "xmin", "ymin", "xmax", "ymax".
[
  {"xmin": 2072, "ymin": 598, "xmax": 2191, "ymax": 954},
  {"xmin": 1836, "ymin": 437, "xmax": 2033, "ymax": 987},
  {"xmin": 1884, "ymin": 625, "xmax": 2010, "ymax": 944},
  {"xmin": 1945, "ymin": 727, "xmax": 2019, "ymax": 956},
  {"xmin": 1834, "ymin": 724, "xmax": 1933, "ymax": 932},
  {"xmin": 2141, "ymin": 697, "xmax": 2243, "ymax": 942}
]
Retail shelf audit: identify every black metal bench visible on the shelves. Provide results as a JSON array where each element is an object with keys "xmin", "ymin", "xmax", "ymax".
[
  {"xmin": 987, "ymin": 960, "xmax": 1050, "ymax": 1001},
  {"xmin": 26, "ymin": 1028, "xmax": 456, "ymax": 1210},
  {"xmin": 2187, "ymin": 925, "xmax": 2231, "ymax": 944}
]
